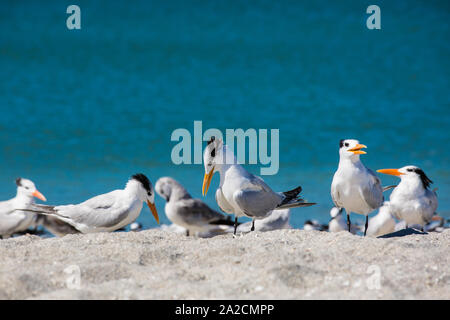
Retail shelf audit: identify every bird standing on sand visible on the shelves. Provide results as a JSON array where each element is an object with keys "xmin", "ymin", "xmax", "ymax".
[
  {"xmin": 328, "ymin": 207, "xmax": 359, "ymax": 234},
  {"xmin": 331, "ymin": 139, "xmax": 383, "ymax": 236},
  {"xmin": 18, "ymin": 174, "xmax": 159, "ymax": 233},
  {"xmin": 0, "ymin": 178, "xmax": 47, "ymax": 238},
  {"xmin": 202, "ymin": 137, "xmax": 315, "ymax": 235},
  {"xmin": 155, "ymin": 177, "xmax": 235, "ymax": 236},
  {"xmin": 377, "ymin": 166, "xmax": 438, "ymax": 230},
  {"xmin": 366, "ymin": 202, "xmax": 396, "ymax": 237}
]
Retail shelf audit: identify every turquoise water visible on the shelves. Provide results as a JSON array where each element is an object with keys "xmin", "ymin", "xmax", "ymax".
[{"xmin": 0, "ymin": 0, "xmax": 449, "ymax": 230}]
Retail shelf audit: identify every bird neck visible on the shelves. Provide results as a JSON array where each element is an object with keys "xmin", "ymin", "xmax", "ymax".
[
  {"xmin": 14, "ymin": 192, "xmax": 34, "ymax": 205},
  {"xmin": 396, "ymin": 176, "xmax": 425, "ymax": 196},
  {"xmin": 338, "ymin": 155, "xmax": 362, "ymax": 169},
  {"xmin": 124, "ymin": 180, "xmax": 146, "ymax": 201},
  {"xmin": 170, "ymin": 186, "xmax": 191, "ymax": 202},
  {"xmin": 215, "ymin": 145, "xmax": 240, "ymax": 186}
]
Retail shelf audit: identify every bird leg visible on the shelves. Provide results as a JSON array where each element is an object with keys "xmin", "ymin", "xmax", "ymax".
[
  {"xmin": 346, "ymin": 212, "xmax": 351, "ymax": 232},
  {"xmin": 364, "ymin": 216, "xmax": 368, "ymax": 236},
  {"xmin": 186, "ymin": 229, "xmax": 190, "ymax": 237},
  {"xmin": 251, "ymin": 219, "xmax": 255, "ymax": 232},
  {"xmin": 233, "ymin": 217, "xmax": 238, "ymax": 235}
]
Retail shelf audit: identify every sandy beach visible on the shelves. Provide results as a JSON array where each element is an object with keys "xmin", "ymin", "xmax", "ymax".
[{"xmin": 0, "ymin": 228, "xmax": 448, "ymax": 300}]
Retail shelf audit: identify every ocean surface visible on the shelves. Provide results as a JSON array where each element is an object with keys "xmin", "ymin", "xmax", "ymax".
[{"xmin": 0, "ymin": 0, "xmax": 449, "ymax": 231}]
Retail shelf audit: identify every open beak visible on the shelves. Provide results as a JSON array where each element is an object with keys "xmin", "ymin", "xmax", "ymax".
[
  {"xmin": 377, "ymin": 169, "xmax": 404, "ymax": 176},
  {"xmin": 202, "ymin": 168, "xmax": 215, "ymax": 196},
  {"xmin": 347, "ymin": 144, "xmax": 367, "ymax": 154},
  {"xmin": 147, "ymin": 200, "xmax": 159, "ymax": 224},
  {"xmin": 32, "ymin": 190, "xmax": 47, "ymax": 202}
]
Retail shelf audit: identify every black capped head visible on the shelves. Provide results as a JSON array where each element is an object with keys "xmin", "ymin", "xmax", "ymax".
[
  {"xmin": 15, "ymin": 177, "xmax": 22, "ymax": 187},
  {"xmin": 406, "ymin": 167, "xmax": 433, "ymax": 189},
  {"xmin": 378, "ymin": 165, "xmax": 434, "ymax": 190},
  {"xmin": 207, "ymin": 136, "xmax": 215, "ymax": 146},
  {"xmin": 131, "ymin": 173, "xmax": 152, "ymax": 195}
]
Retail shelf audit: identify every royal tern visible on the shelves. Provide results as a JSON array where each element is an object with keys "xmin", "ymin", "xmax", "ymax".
[
  {"xmin": 377, "ymin": 166, "xmax": 438, "ymax": 230},
  {"xmin": 202, "ymin": 137, "xmax": 315, "ymax": 235},
  {"xmin": 0, "ymin": 178, "xmax": 46, "ymax": 238},
  {"xmin": 19, "ymin": 174, "xmax": 159, "ymax": 233},
  {"xmin": 155, "ymin": 177, "xmax": 235, "ymax": 236},
  {"xmin": 366, "ymin": 202, "xmax": 396, "ymax": 237},
  {"xmin": 328, "ymin": 207, "xmax": 359, "ymax": 234},
  {"xmin": 331, "ymin": 139, "xmax": 383, "ymax": 236}
]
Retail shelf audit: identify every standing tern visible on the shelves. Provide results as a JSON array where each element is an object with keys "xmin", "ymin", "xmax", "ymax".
[
  {"xmin": 331, "ymin": 139, "xmax": 383, "ymax": 236},
  {"xmin": 377, "ymin": 166, "xmax": 438, "ymax": 230},
  {"xmin": 155, "ymin": 176, "xmax": 235, "ymax": 236},
  {"xmin": 202, "ymin": 137, "xmax": 316, "ymax": 235},
  {"xmin": 19, "ymin": 174, "xmax": 159, "ymax": 233},
  {"xmin": 0, "ymin": 178, "xmax": 47, "ymax": 238}
]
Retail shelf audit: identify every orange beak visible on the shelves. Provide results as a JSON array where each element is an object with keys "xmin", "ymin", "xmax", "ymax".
[
  {"xmin": 377, "ymin": 169, "xmax": 404, "ymax": 177},
  {"xmin": 348, "ymin": 144, "xmax": 367, "ymax": 154},
  {"xmin": 32, "ymin": 190, "xmax": 47, "ymax": 202},
  {"xmin": 147, "ymin": 200, "xmax": 159, "ymax": 224},
  {"xmin": 202, "ymin": 168, "xmax": 215, "ymax": 196},
  {"xmin": 431, "ymin": 215, "xmax": 443, "ymax": 222}
]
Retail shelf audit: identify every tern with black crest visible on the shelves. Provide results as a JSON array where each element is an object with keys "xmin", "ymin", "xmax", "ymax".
[
  {"xmin": 18, "ymin": 174, "xmax": 159, "ymax": 233},
  {"xmin": 331, "ymin": 139, "xmax": 384, "ymax": 236},
  {"xmin": 377, "ymin": 166, "xmax": 438, "ymax": 230},
  {"xmin": 202, "ymin": 137, "xmax": 315, "ymax": 235}
]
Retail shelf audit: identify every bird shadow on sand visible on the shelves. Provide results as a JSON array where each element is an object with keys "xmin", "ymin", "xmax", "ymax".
[{"xmin": 378, "ymin": 228, "xmax": 427, "ymax": 239}]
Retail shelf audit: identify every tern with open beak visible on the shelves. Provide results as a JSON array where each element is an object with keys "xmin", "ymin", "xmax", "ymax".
[
  {"xmin": 331, "ymin": 139, "xmax": 384, "ymax": 236},
  {"xmin": 155, "ymin": 176, "xmax": 235, "ymax": 236},
  {"xmin": 0, "ymin": 178, "xmax": 47, "ymax": 238},
  {"xmin": 202, "ymin": 137, "xmax": 316, "ymax": 235},
  {"xmin": 18, "ymin": 173, "xmax": 159, "ymax": 233},
  {"xmin": 377, "ymin": 166, "xmax": 438, "ymax": 230}
]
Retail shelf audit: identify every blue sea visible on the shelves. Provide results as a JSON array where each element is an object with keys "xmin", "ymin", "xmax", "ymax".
[{"xmin": 0, "ymin": 0, "xmax": 449, "ymax": 231}]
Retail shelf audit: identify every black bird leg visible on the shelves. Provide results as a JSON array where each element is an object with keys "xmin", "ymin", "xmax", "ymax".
[
  {"xmin": 364, "ymin": 216, "xmax": 368, "ymax": 236},
  {"xmin": 347, "ymin": 212, "xmax": 351, "ymax": 232},
  {"xmin": 234, "ymin": 217, "xmax": 238, "ymax": 235},
  {"xmin": 186, "ymin": 229, "xmax": 190, "ymax": 237},
  {"xmin": 251, "ymin": 219, "xmax": 255, "ymax": 232}
]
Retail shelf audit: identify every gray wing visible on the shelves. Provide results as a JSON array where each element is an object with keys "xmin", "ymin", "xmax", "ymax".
[
  {"xmin": 361, "ymin": 169, "xmax": 384, "ymax": 210},
  {"xmin": 215, "ymin": 188, "xmax": 234, "ymax": 214},
  {"xmin": 331, "ymin": 179, "xmax": 342, "ymax": 208},
  {"xmin": 233, "ymin": 173, "xmax": 284, "ymax": 218},
  {"xmin": 424, "ymin": 189, "xmax": 438, "ymax": 222},
  {"xmin": 54, "ymin": 190, "xmax": 132, "ymax": 228},
  {"xmin": 173, "ymin": 198, "xmax": 227, "ymax": 226},
  {"xmin": 39, "ymin": 215, "xmax": 80, "ymax": 236},
  {"xmin": 233, "ymin": 188, "xmax": 281, "ymax": 218}
]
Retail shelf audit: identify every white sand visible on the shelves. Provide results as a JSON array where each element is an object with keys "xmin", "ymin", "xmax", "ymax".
[{"xmin": 0, "ymin": 229, "xmax": 448, "ymax": 299}]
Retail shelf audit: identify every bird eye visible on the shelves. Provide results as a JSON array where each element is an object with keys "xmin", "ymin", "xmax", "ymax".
[
  {"xmin": 25, "ymin": 187, "xmax": 30, "ymax": 190},
  {"xmin": 407, "ymin": 168, "xmax": 412, "ymax": 172},
  {"xmin": 147, "ymin": 191, "xmax": 152, "ymax": 196},
  {"xmin": 344, "ymin": 143, "xmax": 349, "ymax": 147}
]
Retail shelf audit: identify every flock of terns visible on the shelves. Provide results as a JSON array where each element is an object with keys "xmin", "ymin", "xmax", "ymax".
[{"xmin": 0, "ymin": 137, "xmax": 446, "ymax": 239}]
